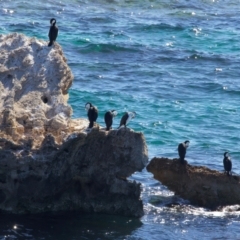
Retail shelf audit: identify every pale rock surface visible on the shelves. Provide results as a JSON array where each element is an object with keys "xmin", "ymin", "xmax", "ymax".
[{"xmin": 0, "ymin": 33, "xmax": 88, "ymax": 147}]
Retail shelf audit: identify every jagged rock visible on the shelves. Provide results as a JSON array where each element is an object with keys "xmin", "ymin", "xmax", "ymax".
[
  {"xmin": 0, "ymin": 128, "xmax": 148, "ymax": 217},
  {"xmin": 147, "ymin": 157, "xmax": 240, "ymax": 209},
  {"xmin": 0, "ymin": 33, "xmax": 148, "ymax": 217},
  {"xmin": 0, "ymin": 32, "xmax": 88, "ymax": 147}
]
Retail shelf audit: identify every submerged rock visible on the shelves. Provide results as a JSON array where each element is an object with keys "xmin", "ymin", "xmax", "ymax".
[
  {"xmin": 147, "ymin": 157, "xmax": 240, "ymax": 209},
  {"xmin": 0, "ymin": 33, "xmax": 148, "ymax": 217}
]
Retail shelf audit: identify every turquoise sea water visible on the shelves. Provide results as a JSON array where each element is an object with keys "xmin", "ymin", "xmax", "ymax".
[{"xmin": 1, "ymin": 0, "xmax": 240, "ymax": 239}]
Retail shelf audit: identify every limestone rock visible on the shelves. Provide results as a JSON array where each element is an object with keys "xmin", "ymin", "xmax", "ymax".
[
  {"xmin": 0, "ymin": 32, "xmax": 87, "ymax": 147},
  {"xmin": 0, "ymin": 33, "xmax": 148, "ymax": 217},
  {"xmin": 147, "ymin": 157, "xmax": 240, "ymax": 209}
]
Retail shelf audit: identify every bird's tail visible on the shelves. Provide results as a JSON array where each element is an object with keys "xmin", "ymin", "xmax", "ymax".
[
  {"xmin": 48, "ymin": 41, "xmax": 53, "ymax": 47},
  {"xmin": 118, "ymin": 125, "xmax": 125, "ymax": 130},
  {"xmin": 89, "ymin": 121, "xmax": 94, "ymax": 128},
  {"xmin": 179, "ymin": 157, "xmax": 185, "ymax": 164}
]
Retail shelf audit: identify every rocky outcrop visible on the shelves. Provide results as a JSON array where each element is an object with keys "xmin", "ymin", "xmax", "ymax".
[
  {"xmin": 0, "ymin": 128, "xmax": 148, "ymax": 217},
  {"xmin": 147, "ymin": 157, "xmax": 240, "ymax": 209},
  {"xmin": 0, "ymin": 33, "xmax": 148, "ymax": 217},
  {"xmin": 0, "ymin": 32, "xmax": 87, "ymax": 147}
]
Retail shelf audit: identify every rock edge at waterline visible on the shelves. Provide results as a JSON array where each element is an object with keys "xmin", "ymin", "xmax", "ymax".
[{"xmin": 147, "ymin": 157, "xmax": 240, "ymax": 209}]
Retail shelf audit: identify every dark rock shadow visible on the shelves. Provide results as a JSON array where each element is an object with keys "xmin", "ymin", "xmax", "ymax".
[{"xmin": 0, "ymin": 212, "xmax": 143, "ymax": 240}]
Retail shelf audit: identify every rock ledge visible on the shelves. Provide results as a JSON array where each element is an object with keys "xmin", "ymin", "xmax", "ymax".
[{"xmin": 147, "ymin": 157, "xmax": 240, "ymax": 209}]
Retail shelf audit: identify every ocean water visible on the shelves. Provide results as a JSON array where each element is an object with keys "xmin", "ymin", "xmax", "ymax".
[{"xmin": 1, "ymin": 0, "xmax": 240, "ymax": 239}]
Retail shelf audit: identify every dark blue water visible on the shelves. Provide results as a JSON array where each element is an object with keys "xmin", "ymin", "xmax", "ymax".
[{"xmin": 1, "ymin": 0, "xmax": 240, "ymax": 239}]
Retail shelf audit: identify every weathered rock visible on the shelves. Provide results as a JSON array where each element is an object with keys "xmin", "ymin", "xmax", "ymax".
[
  {"xmin": 147, "ymin": 157, "xmax": 240, "ymax": 209},
  {"xmin": 0, "ymin": 32, "xmax": 88, "ymax": 147},
  {"xmin": 0, "ymin": 128, "xmax": 148, "ymax": 217},
  {"xmin": 0, "ymin": 33, "xmax": 148, "ymax": 217}
]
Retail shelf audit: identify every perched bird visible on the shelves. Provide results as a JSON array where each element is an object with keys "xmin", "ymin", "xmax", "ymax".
[
  {"xmin": 48, "ymin": 18, "xmax": 58, "ymax": 47},
  {"xmin": 104, "ymin": 110, "xmax": 118, "ymax": 131},
  {"xmin": 223, "ymin": 152, "xmax": 232, "ymax": 176},
  {"xmin": 178, "ymin": 140, "xmax": 190, "ymax": 164},
  {"xmin": 85, "ymin": 102, "xmax": 98, "ymax": 129},
  {"xmin": 119, "ymin": 111, "xmax": 136, "ymax": 129}
]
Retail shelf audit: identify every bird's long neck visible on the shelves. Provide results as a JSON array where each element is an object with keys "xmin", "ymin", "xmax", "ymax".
[{"xmin": 51, "ymin": 20, "xmax": 56, "ymax": 26}]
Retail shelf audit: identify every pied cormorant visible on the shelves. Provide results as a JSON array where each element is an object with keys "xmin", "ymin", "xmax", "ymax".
[
  {"xmin": 85, "ymin": 102, "xmax": 98, "ymax": 128},
  {"xmin": 223, "ymin": 151, "xmax": 232, "ymax": 176},
  {"xmin": 118, "ymin": 111, "xmax": 136, "ymax": 129},
  {"xmin": 104, "ymin": 110, "xmax": 118, "ymax": 131},
  {"xmin": 178, "ymin": 140, "xmax": 190, "ymax": 164},
  {"xmin": 48, "ymin": 18, "xmax": 58, "ymax": 47}
]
